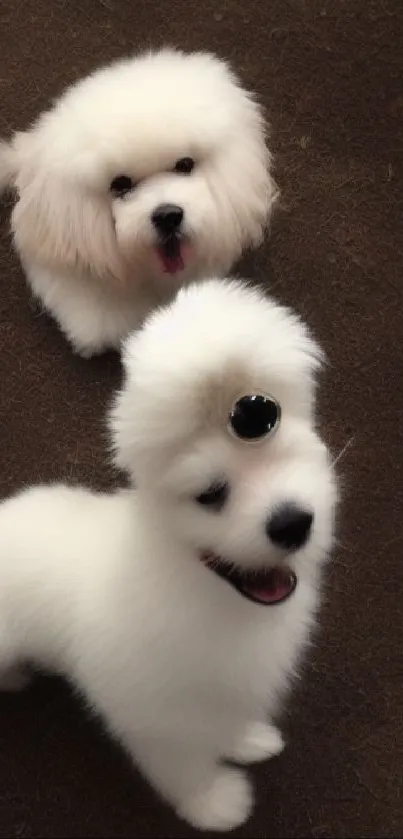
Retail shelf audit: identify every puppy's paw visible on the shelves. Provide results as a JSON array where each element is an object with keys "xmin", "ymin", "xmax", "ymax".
[
  {"xmin": 72, "ymin": 340, "xmax": 110, "ymax": 359},
  {"xmin": 178, "ymin": 767, "xmax": 253, "ymax": 832},
  {"xmin": 0, "ymin": 666, "xmax": 32, "ymax": 692},
  {"xmin": 230, "ymin": 722, "xmax": 285, "ymax": 764}
]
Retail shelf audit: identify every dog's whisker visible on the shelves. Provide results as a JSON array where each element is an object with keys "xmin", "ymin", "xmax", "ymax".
[
  {"xmin": 330, "ymin": 436, "xmax": 355, "ymax": 468},
  {"xmin": 334, "ymin": 538, "xmax": 355, "ymax": 553}
]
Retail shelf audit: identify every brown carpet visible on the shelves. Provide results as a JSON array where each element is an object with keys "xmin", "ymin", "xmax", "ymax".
[{"xmin": 0, "ymin": 1, "xmax": 402, "ymax": 836}]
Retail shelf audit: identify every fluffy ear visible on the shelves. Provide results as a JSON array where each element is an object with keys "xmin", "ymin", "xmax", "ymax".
[{"xmin": 11, "ymin": 166, "xmax": 123, "ymax": 281}]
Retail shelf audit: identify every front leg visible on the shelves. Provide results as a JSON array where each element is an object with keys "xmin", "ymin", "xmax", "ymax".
[
  {"xmin": 129, "ymin": 736, "xmax": 253, "ymax": 831},
  {"xmin": 54, "ymin": 289, "xmax": 139, "ymax": 358},
  {"xmin": 228, "ymin": 721, "xmax": 285, "ymax": 765},
  {"xmin": 27, "ymin": 264, "xmax": 145, "ymax": 357}
]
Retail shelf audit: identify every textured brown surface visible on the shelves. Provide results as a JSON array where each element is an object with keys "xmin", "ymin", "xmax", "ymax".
[{"xmin": 1, "ymin": 1, "xmax": 402, "ymax": 837}]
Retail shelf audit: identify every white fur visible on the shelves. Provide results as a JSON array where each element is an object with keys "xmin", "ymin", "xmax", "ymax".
[
  {"xmin": 0, "ymin": 279, "xmax": 337, "ymax": 830},
  {"xmin": 0, "ymin": 50, "xmax": 276, "ymax": 356}
]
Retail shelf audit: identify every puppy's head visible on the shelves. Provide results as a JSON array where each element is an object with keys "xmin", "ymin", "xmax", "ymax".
[
  {"xmin": 6, "ymin": 50, "xmax": 275, "ymax": 284},
  {"xmin": 111, "ymin": 279, "xmax": 337, "ymax": 606}
]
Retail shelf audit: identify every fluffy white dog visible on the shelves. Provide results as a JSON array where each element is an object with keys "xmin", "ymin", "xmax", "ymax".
[
  {"xmin": 0, "ymin": 49, "xmax": 276, "ymax": 356},
  {"xmin": 0, "ymin": 279, "xmax": 337, "ymax": 831}
]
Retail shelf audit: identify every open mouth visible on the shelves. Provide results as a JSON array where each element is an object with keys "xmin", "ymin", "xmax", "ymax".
[
  {"xmin": 202, "ymin": 553, "xmax": 297, "ymax": 606},
  {"xmin": 156, "ymin": 235, "xmax": 186, "ymax": 275}
]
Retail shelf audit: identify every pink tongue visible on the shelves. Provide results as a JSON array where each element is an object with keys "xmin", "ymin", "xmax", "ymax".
[
  {"xmin": 157, "ymin": 245, "xmax": 184, "ymax": 274},
  {"xmin": 243, "ymin": 570, "xmax": 294, "ymax": 604}
]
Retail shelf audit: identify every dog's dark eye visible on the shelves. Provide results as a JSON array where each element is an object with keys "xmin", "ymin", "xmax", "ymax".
[
  {"xmin": 110, "ymin": 175, "xmax": 135, "ymax": 197},
  {"xmin": 174, "ymin": 157, "xmax": 195, "ymax": 175},
  {"xmin": 195, "ymin": 482, "xmax": 229, "ymax": 511}
]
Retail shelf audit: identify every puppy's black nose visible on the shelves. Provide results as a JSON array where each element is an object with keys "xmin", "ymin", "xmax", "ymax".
[
  {"xmin": 267, "ymin": 504, "xmax": 313, "ymax": 550},
  {"xmin": 152, "ymin": 204, "xmax": 184, "ymax": 236}
]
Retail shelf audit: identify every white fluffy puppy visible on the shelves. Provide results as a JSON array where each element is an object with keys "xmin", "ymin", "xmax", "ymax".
[
  {"xmin": 0, "ymin": 279, "xmax": 337, "ymax": 831},
  {"xmin": 0, "ymin": 49, "xmax": 276, "ymax": 356}
]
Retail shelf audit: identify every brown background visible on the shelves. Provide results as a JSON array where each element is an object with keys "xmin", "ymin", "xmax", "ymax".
[{"xmin": 0, "ymin": 1, "xmax": 402, "ymax": 837}]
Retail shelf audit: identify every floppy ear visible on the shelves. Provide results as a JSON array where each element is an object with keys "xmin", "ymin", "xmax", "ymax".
[{"xmin": 12, "ymin": 166, "xmax": 123, "ymax": 281}]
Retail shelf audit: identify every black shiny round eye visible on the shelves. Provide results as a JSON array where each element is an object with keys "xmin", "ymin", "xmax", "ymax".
[
  {"xmin": 174, "ymin": 157, "xmax": 195, "ymax": 175},
  {"xmin": 110, "ymin": 175, "xmax": 135, "ymax": 196},
  {"xmin": 229, "ymin": 394, "xmax": 281, "ymax": 441},
  {"xmin": 195, "ymin": 482, "xmax": 229, "ymax": 511}
]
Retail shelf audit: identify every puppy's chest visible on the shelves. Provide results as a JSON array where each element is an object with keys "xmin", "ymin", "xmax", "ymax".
[
  {"xmin": 119, "ymin": 604, "xmax": 298, "ymax": 708},
  {"xmin": 90, "ymin": 572, "xmax": 313, "ymax": 719}
]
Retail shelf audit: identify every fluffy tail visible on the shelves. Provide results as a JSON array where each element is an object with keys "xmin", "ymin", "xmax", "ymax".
[{"xmin": 0, "ymin": 140, "xmax": 17, "ymax": 194}]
